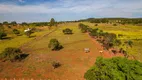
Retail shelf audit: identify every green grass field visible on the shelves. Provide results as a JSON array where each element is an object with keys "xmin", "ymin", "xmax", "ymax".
[
  {"xmin": 82, "ymin": 22, "xmax": 142, "ymax": 61},
  {"xmin": 21, "ymin": 23, "xmax": 96, "ymax": 54},
  {"xmin": 0, "ymin": 27, "xmax": 50, "ymax": 53}
]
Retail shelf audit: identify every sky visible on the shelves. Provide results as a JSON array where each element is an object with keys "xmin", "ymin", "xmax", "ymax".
[{"xmin": 0, "ymin": 0, "xmax": 142, "ymax": 23}]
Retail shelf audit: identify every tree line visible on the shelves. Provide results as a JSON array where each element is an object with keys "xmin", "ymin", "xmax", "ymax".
[
  {"xmin": 78, "ymin": 23, "xmax": 133, "ymax": 57},
  {"xmin": 79, "ymin": 18, "xmax": 142, "ymax": 25}
]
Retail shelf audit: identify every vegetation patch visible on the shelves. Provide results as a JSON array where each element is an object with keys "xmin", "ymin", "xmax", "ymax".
[
  {"xmin": 13, "ymin": 29, "xmax": 20, "ymax": 36},
  {"xmin": 0, "ymin": 47, "xmax": 29, "ymax": 62},
  {"xmin": 84, "ymin": 57, "xmax": 142, "ymax": 80},
  {"xmin": 63, "ymin": 28, "xmax": 73, "ymax": 34},
  {"xmin": 52, "ymin": 61, "xmax": 61, "ymax": 69},
  {"xmin": 48, "ymin": 39, "xmax": 63, "ymax": 51}
]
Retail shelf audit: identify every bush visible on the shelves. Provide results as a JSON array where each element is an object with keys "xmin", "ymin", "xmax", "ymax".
[
  {"xmin": 13, "ymin": 29, "xmax": 20, "ymax": 35},
  {"xmin": 95, "ymin": 24, "xmax": 98, "ymax": 26},
  {"xmin": 0, "ymin": 47, "xmax": 22, "ymax": 62},
  {"xmin": 84, "ymin": 57, "xmax": 142, "ymax": 80},
  {"xmin": 48, "ymin": 39, "xmax": 63, "ymax": 51},
  {"xmin": 78, "ymin": 23, "xmax": 89, "ymax": 33},
  {"xmin": 52, "ymin": 61, "xmax": 61, "ymax": 69},
  {"xmin": 0, "ymin": 31, "xmax": 7, "ymax": 39},
  {"xmin": 63, "ymin": 28, "xmax": 73, "ymax": 34},
  {"xmin": 25, "ymin": 30, "xmax": 33, "ymax": 38},
  {"xmin": 113, "ymin": 24, "xmax": 117, "ymax": 26}
]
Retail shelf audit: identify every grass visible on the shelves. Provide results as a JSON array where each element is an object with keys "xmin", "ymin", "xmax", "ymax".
[
  {"xmin": 1, "ymin": 22, "xmax": 142, "ymax": 79},
  {"xmin": 0, "ymin": 27, "xmax": 50, "ymax": 53},
  {"xmin": 82, "ymin": 22, "xmax": 142, "ymax": 61},
  {"xmin": 22, "ymin": 23, "xmax": 95, "ymax": 54}
]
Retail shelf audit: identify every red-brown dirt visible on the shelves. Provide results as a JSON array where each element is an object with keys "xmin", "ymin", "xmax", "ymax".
[{"xmin": 0, "ymin": 33, "xmax": 123, "ymax": 80}]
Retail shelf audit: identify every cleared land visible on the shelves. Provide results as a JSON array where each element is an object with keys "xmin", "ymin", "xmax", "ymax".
[
  {"xmin": 83, "ymin": 22, "xmax": 142, "ymax": 61},
  {"xmin": 0, "ymin": 22, "xmax": 141, "ymax": 79},
  {"xmin": 0, "ymin": 23, "xmax": 102, "ymax": 79}
]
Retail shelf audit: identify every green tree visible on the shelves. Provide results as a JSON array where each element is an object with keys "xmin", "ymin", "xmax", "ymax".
[
  {"xmin": 0, "ymin": 47, "xmax": 22, "ymax": 62},
  {"xmin": 11, "ymin": 21, "xmax": 17, "ymax": 26},
  {"xmin": 3, "ymin": 21, "xmax": 8, "ymax": 25},
  {"xmin": 63, "ymin": 28, "xmax": 73, "ymax": 34},
  {"xmin": 13, "ymin": 29, "xmax": 20, "ymax": 35},
  {"xmin": 0, "ymin": 31, "xmax": 7, "ymax": 39},
  {"xmin": 50, "ymin": 18, "xmax": 56, "ymax": 27},
  {"xmin": 84, "ymin": 57, "xmax": 142, "ymax": 80},
  {"xmin": 114, "ymin": 39, "xmax": 122, "ymax": 46},
  {"xmin": 48, "ymin": 39, "xmax": 63, "ymax": 51},
  {"xmin": 78, "ymin": 23, "xmax": 89, "ymax": 33},
  {"xmin": 25, "ymin": 30, "xmax": 33, "ymax": 38},
  {"xmin": 124, "ymin": 40, "xmax": 133, "ymax": 48}
]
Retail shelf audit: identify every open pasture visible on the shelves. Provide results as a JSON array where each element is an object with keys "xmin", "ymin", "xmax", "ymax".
[
  {"xmin": 83, "ymin": 22, "xmax": 142, "ymax": 61},
  {"xmin": 0, "ymin": 23, "xmax": 103, "ymax": 79}
]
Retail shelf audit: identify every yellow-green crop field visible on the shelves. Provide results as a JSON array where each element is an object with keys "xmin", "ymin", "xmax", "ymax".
[{"xmin": 83, "ymin": 22, "xmax": 142, "ymax": 61}]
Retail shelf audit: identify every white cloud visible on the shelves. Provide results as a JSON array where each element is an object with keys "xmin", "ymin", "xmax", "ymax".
[
  {"xmin": 0, "ymin": 0, "xmax": 109, "ymax": 14},
  {"xmin": 18, "ymin": 0, "xmax": 25, "ymax": 3},
  {"xmin": 0, "ymin": 0, "xmax": 142, "ymax": 22}
]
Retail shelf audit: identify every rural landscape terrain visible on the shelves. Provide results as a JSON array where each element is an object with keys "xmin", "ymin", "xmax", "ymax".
[
  {"xmin": 0, "ymin": 18, "xmax": 142, "ymax": 79},
  {"xmin": 0, "ymin": 0, "xmax": 142, "ymax": 80}
]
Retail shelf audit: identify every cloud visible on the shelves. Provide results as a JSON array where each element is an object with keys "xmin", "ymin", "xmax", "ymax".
[
  {"xmin": 18, "ymin": 0, "xmax": 25, "ymax": 3},
  {"xmin": 0, "ymin": 0, "xmax": 110, "ymax": 14},
  {"xmin": 0, "ymin": 0, "xmax": 142, "ymax": 22}
]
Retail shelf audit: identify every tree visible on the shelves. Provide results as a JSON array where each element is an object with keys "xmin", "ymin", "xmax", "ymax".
[
  {"xmin": 21, "ymin": 22, "xmax": 28, "ymax": 26},
  {"xmin": 102, "ymin": 33, "xmax": 117, "ymax": 50},
  {"xmin": 114, "ymin": 39, "xmax": 122, "ymax": 46},
  {"xmin": 0, "ymin": 47, "xmax": 29, "ymax": 62},
  {"xmin": 3, "ymin": 21, "xmax": 8, "ymax": 25},
  {"xmin": 95, "ymin": 24, "xmax": 98, "ymax": 26},
  {"xmin": 78, "ymin": 23, "xmax": 89, "ymax": 33},
  {"xmin": 89, "ymin": 28, "xmax": 99, "ymax": 37},
  {"xmin": 0, "ymin": 31, "xmax": 7, "ymax": 39},
  {"xmin": 11, "ymin": 21, "xmax": 17, "ymax": 26},
  {"xmin": 84, "ymin": 57, "xmax": 142, "ymax": 80},
  {"xmin": 113, "ymin": 24, "xmax": 117, "ymax": 26},
  {"xmin": 0, "ymin": 47, "xmax": 21, "ymax": 62},
  {"xmin": 13, "ymin": 29, "xmax": 20, "ymax": 35},
  {"xmin": 48, "ymin": 39, "xmax": 63, "ymax": 51},
  {"xmin": 124, "ymin": 40, "xmax": 133, "ymax": 48},
  {"xmin": 0, "ymin": 23, "xmax": 2, "ymax": 26},
  {"xmin": 50, "ymin": 18, "xmax": 56, "ymax": 27},
  {"xmin": 63, "ymin": 28, "xmax": 73, "ymax": 34},
  {"xmin": 25, "ymin": 30, "xmax": 32, "ymax": 38}
]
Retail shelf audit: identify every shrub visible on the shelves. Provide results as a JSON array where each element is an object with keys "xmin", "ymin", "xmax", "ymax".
[
  {"xmin": 95, "ymin": 24, "xmax": 98, "ymax": 26},
  {"xmin": 25, "ymin": 30, "xmax": 33, "ymax": 38},
  {"xmin": 0, "ymin": 31, "xmax": 7, "ymax": 39},
  {"xmin": 50, "ymin": 18, "xmax": 56, "ymax": 27},
  {"xmin": 113, "ymin": 24, "xmax": 117, "ymax": 26},
  {"xmin": 8, "ymin": 26, "xmax": 11, "ymax": 28},
  {"xmin": 52, "ymin": 61, "xmax": 61, "ymax": 69},
  {"xmin": 111, "ymin": 50, "xmax": 117, "ymax": 54},
  {"xmin": 13, "ymin": 29, "xmax": 20, "ymax": 35},
  {"xmin": 48, "ymin": 39, "xmax": 63, "ymax": 51},
  {"xmin": 78, "ymin": 23, "xmax": 89, "ymax": 33},
  {"xmin": 63, "ymin": 28, "xmax": 73, "ymax": 34},
  {"xmin": 0, "ymin": 47, "xmax": 29, "ymax": 62},
  {"xmin": 84, "ymin": 57, "xmax": 142, "ymax": 80},
  {"xmin": 0, "ymin": 47, "xmax": 22, "ymax": 62}
]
